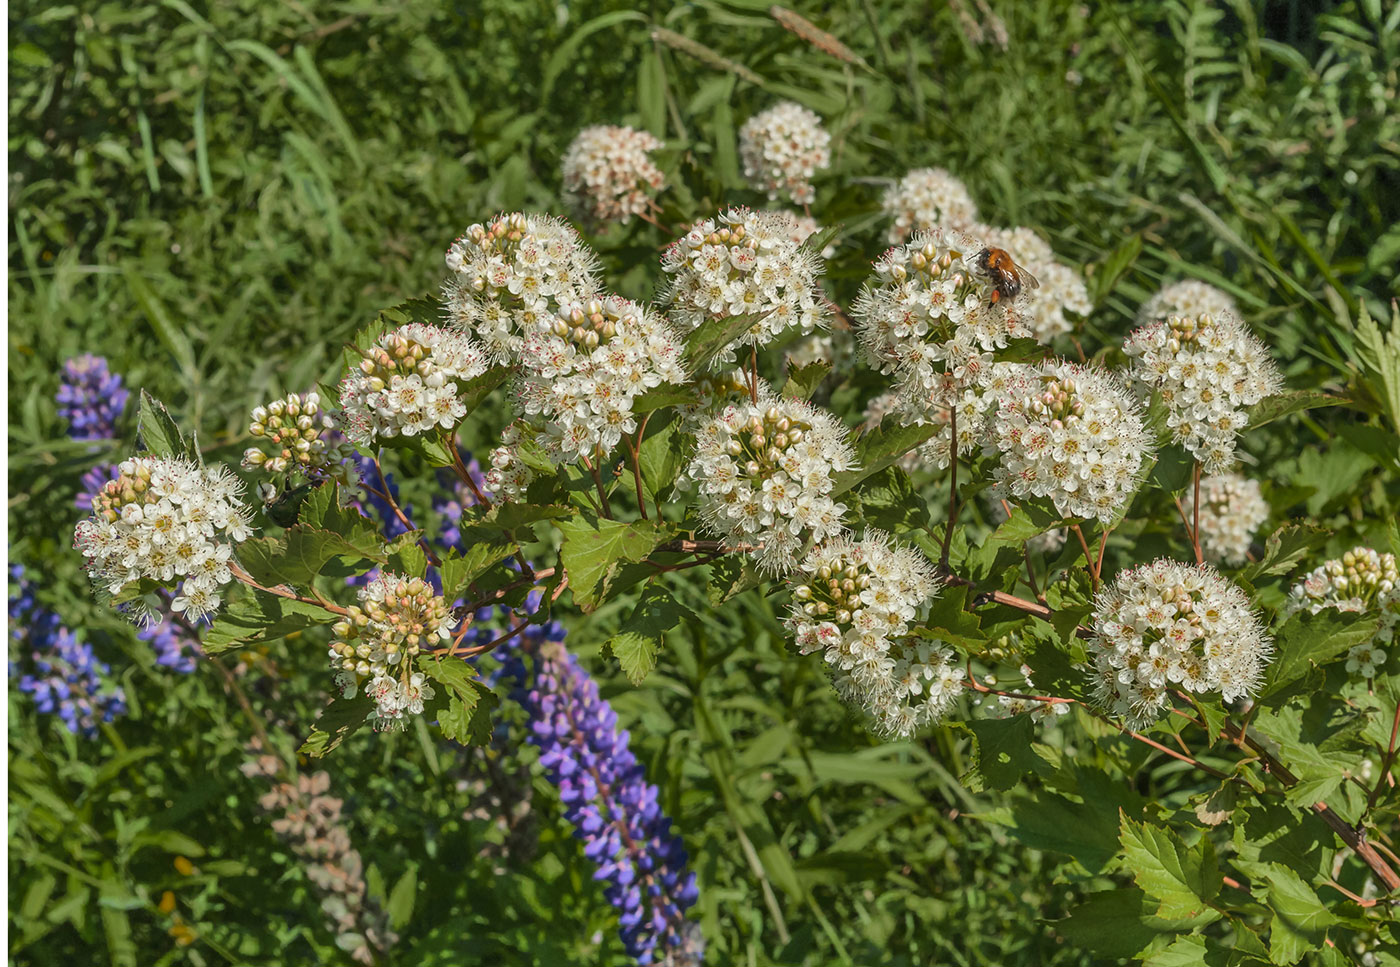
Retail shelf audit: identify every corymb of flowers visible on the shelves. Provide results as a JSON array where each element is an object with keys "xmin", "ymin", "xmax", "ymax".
[
  {"xmin": 560, "ymin": 124, "xmax": 666, "ymax": 226},
  {"xmin": 242, "ymin": 390, "xmax": 354, "ymax": 480},
  {"xmin": 1288, "ymin": 547, "xmax": 1399, "ymax": 681},
  {"xmin": 786, "ymin": 532, "xmax": 962, "ymax": 737},
  {"xmin": 1088, "ymin": 559, "xmax": 1272, "ymax": 729},
  {"xmin": 1124, "ymin": 310, "xmax": 1282, "ymax": 473},
  {"xmin": 881, "ymin": 167, "xmax": 979, "ymax": 244},
  {"xmin": 737, "ymin": 100, "xmax": 831, "ymax": 205},
  {"xmin": 661, "ymin": 208, "xmax": 829, "ymax": 354},
  {"xmin": 73, "ymin": 456, "xmax": 253, "ymax": 622},
  {"xmin": 1182, "ymin": 471, "xmax": 1270, "ymax": 567},
  {"xmin": 680, "ymin": 386, "xmax": 854, "ymax": 574},
  {"xmin": 330, "ymin": 572, "xmax": 449, "ymax": 731}
]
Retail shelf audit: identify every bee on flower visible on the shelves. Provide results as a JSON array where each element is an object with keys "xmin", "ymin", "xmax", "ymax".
[
  {"xmin": 738, "ymin": 101, "xmax": 831, "ymax": 205},
  {"xmin": 971, "ymin": 224, "xmax": 1091, "ymax": 344}
]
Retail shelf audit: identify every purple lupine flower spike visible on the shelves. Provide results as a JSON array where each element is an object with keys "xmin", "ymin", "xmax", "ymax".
[
  {"xmin": 433, "ymin": 450, "xmax": 490, "ymax": 551},
  {"xmin": 138, "ymin": 613, "xmax": 204, "ymax": 673},
  {"xmin": 11, "ymin": 564, "xmax": 127, "ymax": 736},
  {"xmin": 56, "ymin": 354, "xmax": 129, "ymax": 440},
  {"xmin": 76, "ymin": 463, "xmax": 117, "ymax": 511}
]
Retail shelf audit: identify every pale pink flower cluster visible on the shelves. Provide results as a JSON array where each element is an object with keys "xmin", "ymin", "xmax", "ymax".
[
  {"xmin": 738, "ymin": 101, "xmax": 831, "ymax": 205},
  {"xmin": 1089, "ymin": 559, "xmax": 1271, "ymax": 728},
  {"xmin": 785, "ymin": 533, "xmax": 962, "ymax": 736},
  {"xmin": 1183, "ymin": 472, "xmax": 1269, "ymax": 566},
  {"xmin": 882, "ymin": 168, "xmax": 979, "ymax": 244},
  {"xmin": 561, "ymin": 124, "xmax": 666, "ymax": 224}
]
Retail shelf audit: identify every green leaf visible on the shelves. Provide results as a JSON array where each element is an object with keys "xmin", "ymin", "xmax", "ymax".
[
  {"xmin": 915, "ymin": 586, "xmax": 984, "ymax": 648},
  {"xmin": 1247, "ymin": 390, "xmax": 1349, "ymax": 430},
  {"xmin": 682, "ymin": 311, "xmax": 772, "ymax": 371},
  {"xmin": 632, "ymin": 383, "xmax": 699, "ymax": 415},
  {"xmin": 201, "ymin": 591, "xmax": 327, "ymax": 655},
  {"xmin": 965, "ymin": 716, "xmax": 1047, "ymax": 791},
  {"xmin": 1089, "ymin": 233, "xmax": 1143, "ymax": 307},
  {"xmin": 780, "ymin": 360, "xmax": 831, "ymax": 400},
  {"xmin": 1118, "ymin": 813, "xmax": 1222, "ymax": 920},
  {"xmin": 706, "ymin": 554, "xmax": 764, "ymax": 605},
  {"xmin": 637, "ymin": 417, "xmax": 684, "ymax": 503},
  {"xmin": 988, "ymin": 502, "xmax": 1065, "ymax": 546},
  {"xmin": 300, "ymin": 695, "xmax": 375, "ymax": 757},
  {"xmin": 1143, "ymin": 935, "xmax": 1232, "ymax": 967},
  {"xmin": 1011, "ymin": 791, "xmax": 1125, "ymax": 873},
  {"xmin": 1052, "ymin": 889, "xmax": 1164, "ymax": 958},
  {"xmin": 1262, "ymin": 863, "xmax": 1336, "ymax": 965},
  {"xmin": 606, "ymin": 582, "xmax": 693, "ymax": 684},
  {"xmin": 438, "ymin": 541, "xmax": 516, "ymax": 605},
  {"xmin": 456, "ymin": 365, "xmax": 512, "ymax": 416},
  {"xmin": 1237, "ymin": 524, "xmax": 1330, "ymax": 585},
  {"xmin": 419, "ymin": 657, "xmax": 499, "ymax": 746},
  {"xmin": 136, "ymin": 391, "xmax": 197, "ymax": 462},
  {"xmin": 557, "ymin": 516, "xmax": 671, "ymax": 612},
  {"xmin": 387, "ymin": 868, "xmax": 417, "ymax": 930},
  {"xmin": 385, "ymin": 533, "xmax": 429, "ymax": 578},
  {"xmin": 1259, "ymin": 608, "xmax": 1380, "ymax": 700},
  {"xmin": 831, "ymin": 422, "xmax": 939, "ymax": 496}
]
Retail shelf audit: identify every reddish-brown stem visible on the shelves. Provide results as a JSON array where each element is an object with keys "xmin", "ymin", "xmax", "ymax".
[
  {"xmin": 749, "ymin": 344, "xmax": 760, "ymax": 404},
  {"xmin": 1095, "ymin": 525, "xmax": 1113, "ymax": 582},
  {"xmin": 582, "ymin": 453, "xmax": 614, "ymax": 519},
  {"xmin": 370, "ymin": 456, "xmax": 442, "ymax": 568},
  {"xmin": 1190, "ymin": 462, "xmax": 1204, "ymax": 565},
  {"xmin": 939, "ymin": 406, "xmax": 959, "ymax": 569},
  {"xmin": 1363, "ymin": 702, "xmax": 1400, "ymax": 818},
  {"xmin": 438, "ymin": 575, "xmax": 569, "ymax": 658},
  {"xmin": 627, "ymin": 415, "xmax": 651, "ymax": 520},
  {"xmin": 1001, "ymin": 500, "xmax": 1044, "ymax": 602},
  {"xmin": 1070, "ymin": 523, "xmax": 1099, "ymax": 593},
  {"xmin": 449, "ymin": 441, "xmax": 493, "ymax": 511},
  {"xmin": 1321, "ymin": 880, "xmax": 1383, "ymax": 908},
  {"xmin": 230, "ymin": 563, "xmax": 348, "ymax": 616}
]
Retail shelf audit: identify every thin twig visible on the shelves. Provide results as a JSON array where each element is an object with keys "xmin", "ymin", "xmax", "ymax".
[
  {"xmin": 1363, "ymin": 702, "xmax": 1400, "ymax": 818},
  {"xmin": 1190, "ymin": 462, "xmax": 1204, "ymax": 565},
  {"xmin": 230, "ymin": 563, "xmax": 347, "ymax": 616},
  {"xmin": 582, "ymin": 453, "xmax": 614, "ymax": 518},
  {"xmin": 939, "ymin": 406, "xmax": 958, "ymax": 569},
  {"xmin": 370, "ymin": 455, "xmax": 442, "ymax": 567}
]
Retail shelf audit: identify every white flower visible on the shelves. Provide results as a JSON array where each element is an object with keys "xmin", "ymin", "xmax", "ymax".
[
  {"xmin": 1089, "ymin": 559, "xmax": 1272, "ymax": 728},
  {"xmin": 661, "ymin": 209, "xmax": 828, "ymax": 356},
  {"xmin": 561, "ymin": 125, "xmax": 666, "ymax": 224},
  {"xmin": 738, "ymin": 101, "xmax": 831, "ymax": 205},
  {"xmin": 881, "ymin": 168, "xmax": 979, "ymax": 244},
  {"xmin": 338, "ymin": 323, "xmax": 488, "ymax": 447},
  {"xmin": 1286, "ymin": 547, "xmax": 1400, "ymax": 679},
  {"xmin": 328, "ymin": 572, "xmax": 453, "ymax": 730},
  {"xmin": 1182, "ymin": 472, "xmax": 1269, "ymax": 566},
  {"xmin": 786, "ymin": 533, "xmax": 962, "ymax": 737},
  {"xmin": 74, "ymin": 456, "xmax": 253, "ymax": 622},
  {"xmin": 680, "ymin": 385, "xmax": 854, "ymax": 573},
  {"xmin": 971, "ymin": 223, "xmax": 1090, "ymax": 343},
  {"xmin": 1124, "ymin": 311, "xmax": 1282, "ymax": 474},
  {"xmin": 983, "ymin": 360, "xmax": 1151, "ymax": 523},
  {"xmin": 242, "ymin": 391, "xmax": 355, "ymax": 481},
  {"xmin": 1138, "ymin": 280, "xmax": 1239, "ymax": 326},
  {"xmin": 443, "ymin": 212, "xmax": 602, "ymax": 363}
]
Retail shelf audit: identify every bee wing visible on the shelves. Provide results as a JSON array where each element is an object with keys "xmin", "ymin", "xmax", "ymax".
[{"xmin": 1016, "ymin": 263, "xmax": 1041, "ymax": 290}]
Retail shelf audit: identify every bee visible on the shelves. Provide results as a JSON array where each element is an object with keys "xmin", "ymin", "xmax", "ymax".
[{"xmin": 974, "ymin": 246, "xmax": 1039, "ymax": 305}]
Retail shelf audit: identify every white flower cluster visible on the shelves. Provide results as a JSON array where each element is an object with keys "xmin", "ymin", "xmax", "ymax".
[
  {"xmin": 680, "ymin": 388, "xmax": 854, "ymax": 573},
  {"xmin": 1125, "ymin": 312, "xmax": 1282, "ymax": 473},
  {"xmin": 881, "ymin": 168, "xmax": 978, "ymax": 244},
  {"xmin": 1287, "ymin": 547, "xmax": 1399, "ymax": 680},
  {"xmin": 485, "ymin": 421, "xmax": 538, "ymax": 502},
  {"xmin": 785, "ymin": 533, "xmax": 963, "ymax": 736},
  {"xmin": 74, "ymin": 456, "xmax": 253, "ymax": 622},
  {"xmin": 660, "ymin": 209, "xmax": 828, "ymax": 353},
  {"xmin": 854, "ymin": 229, "xmax": 1031, "ymax": 427},
  {"xmin": 561, "ymin": 125, "xmax": 666, "ymax": 225},
  {"xmin": 786, "ymin": 212, "xmax": 836, "ymax": 259},
  {"xmin": 973, "ymin": 224, "xmax": 1090, "ymax": 343},
  {"xmin": 329, "ymin": 573, "xmax": 450, "ymax": 731},
  {"xmin": 984, "ymin": 361, "xmax": 1151, "ymax": 524},
  {"xmin": 242, "ymin": 391, "xmax": 354, "ymax": 479},
  {"xmin": 515, "ymin": 294, "xmax": 686, "ymax": 463},
  {"xmin": 1089, "ymin": 559, "xmax": 1272, "ymax": 728},
  {"xmin": 1138, "ymin": 280, "xmax": 1239, "ymax": 325},
  {"xmin": 1182, "ymin": 472, "xmax": 1269, "ymax": 567},
  {"xmin": 339, "ymin": 324, "xmax": 488, "ymax": 447},
  {"xmin": 444, "ymin": 213, "xmax": 601, "ymax": 362},
  {"xmin": 738, "ymin": 101, "xmax": 830, "ymax": 205}
]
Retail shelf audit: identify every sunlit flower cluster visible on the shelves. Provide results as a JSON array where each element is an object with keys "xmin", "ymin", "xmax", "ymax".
[
  {"xmin": 854, "ymin": 229, "xmax": 1031, "ymax": 429},
  {"xmin": 661, "ymin": 209, "xmax": 828, "ymax": 355},
  {"xmin": 513, "ymin": 295, "xmax": 686, "ymax": 468},
  {"xmin": 561, "ymin": 124, "xmax": 666, "ymax": 224},
  {"xmin": 444, "ymin": 213, "xmax": 602, "ymax": 362},
  {"xmin": 1125, "ymin": 312, "xmax": 1282, "ymax": 473},
  {"xmin": 242, "ymin": 391, "xmax": 354, "ymax": 479},
  {"xmin": 339, "ymin": 324, "xmax": 487, "ymax": 447},
  {"xmin": 973, "ymin": 224, "xmax": 1090, "ymax": 343},
  {"xmin": 485, "ymin": 420, "xmax": 537, "ymax": 502},
  {"xmin": 329, "ymin": 573, "xmax": 449, "ymax": 731},
  {"xmin": 1089, "ymin": 559, "xmax": 1272, "ymax": 728},
  {"xmin": 74, "ymin": 457, "xmax": 253, "ymax": 622},
  {"xmin": 881, "ymin": 168, "xmax": 978, "ymax": 244},
  {"xmin": 738, "ymin": 100, "xmax": 830, "ymax": 205},
  {"xmin": 984, "ymin": 361, "xmax": 1151, "ymax": 523},
  {"xmin": 680, "ymin": 388, "xmax": 854, "ymax": 573},
  {"xmin": 1287, "ymin": 547, "xmax": 1399, "ymax": 680},
  {"xmin": 1138, "ymin": 280, "xmax": 1239, "ymax": 325},
  {"xmin": 785, "ymin": 533, "xmax": 962, "ymax": 736},
  {"xmin": 1182, "ymin": 472, "xmax": 1269, "ymax": 566}
]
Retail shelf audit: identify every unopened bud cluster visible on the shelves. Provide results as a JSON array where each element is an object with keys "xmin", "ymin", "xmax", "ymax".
[
  {"xmin": 661, "ymin": 209, "xmax": 828, "ymax": 355},
  {"xmin": 1125, "ymin": 312, "xmax": 1282, "ymax": 473},
  {"xmin": 1089, "ymin": 560, "xmax": 1272, "ymax": 729},
  {"xmin": 561, "ymin": 124, "xmax": 666, "ymax": 225},
  {"xmin": 339, "ymin": 324, "xmax": 487, "ymax": 446},
  {"xmin": 881, "ymin": 167, "xmax": 979, "ymax": 244},
  {"xmin": 681, "ymin": 389, "xmax": 853, "ymax": 573},
  {"xmin": 73, "ymin": 457, "xmax": 251, "ymax": 622},
  {"xmin": 985, "ymin": 361, "xmax": 1151, "ymax": 523},
  {"xmin": 485, "ymin": 420, "xmax": 538, "ymax": 502},
  {"xmin": 738, "ymin": 100, "xmax": 830, "ymax": 205},
  {"xmin": 1287, "ymin": 547, "xmax": 1398, "ymax": 680},
  {"xmin": 973, "ymin": 223, "xmax": 1089, "ymax": 344},
  {"xmin": 514, "ymin": 294, "xmax": 686, "ymax": 467},
  {"xmin": 328, "ymin": 572, "xmax": 449, "ymax": 730},
  {"xmin": 786, "ymin": 533, "xmax": 961, "ymax": 737},
  {"xmin": 1183, "ymin": 472, "xmax": 1269, "ymax": 566},
  {"xmin": 444, "ymin": 213, "xmax": 601, "ymax": 364},
  {"xmin": 1138, "ymin": 280, "xmax": 1239, "ymax": 326},
  {"xmin": 242, "ymin": 392, "xmax": 353, "ymax": 477}
]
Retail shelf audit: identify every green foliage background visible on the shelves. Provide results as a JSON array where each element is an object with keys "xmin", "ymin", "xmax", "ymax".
[{"xmin": 9, "ymin": 0, "xmax": 1400, "ymax": 964}]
